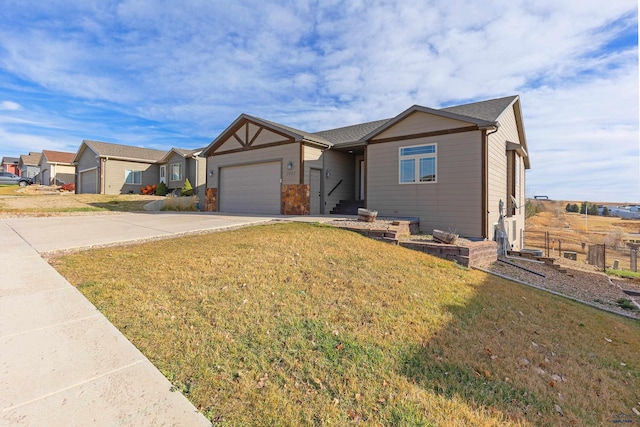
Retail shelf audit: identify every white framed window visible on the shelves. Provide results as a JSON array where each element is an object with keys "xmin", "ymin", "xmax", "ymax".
[
  {"xmin": 125, "ymin": 170, "xmax": 141, "ymax": 185},
  {"xmin": 399, "ymin": 144, "xmax": 437, "ymax": 184},
  {"xmin": 171, "ymin": 163, "xmax": 181, "ymax": 181}
]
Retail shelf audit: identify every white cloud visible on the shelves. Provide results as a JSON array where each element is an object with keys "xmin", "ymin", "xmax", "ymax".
[
  {"xmin": 0, "ymin": 101, "xmax": 21, "ymax": 110},
  {"xmin": 0, "ymin": 0, "xmax": 636, "ymax": 201}
]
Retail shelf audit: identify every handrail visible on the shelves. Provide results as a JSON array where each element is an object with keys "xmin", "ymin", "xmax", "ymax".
[{"xmin": 327, "ymin": 179, "xmax": 343, "ymax": 197}]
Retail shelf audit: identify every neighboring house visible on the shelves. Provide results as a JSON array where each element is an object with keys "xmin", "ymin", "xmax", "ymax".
[
  {"xmin": 38, "ymin": 150, "xmax": 76, "ymax": 185},
  {"xmin": 18, "ymin": 152, "xmax": 42, "ymax": 181},
  {"xmin": 201, "ymin": 95, "xmax": 530, "ymax": 250},
  {"xmin": 1, "ymin": 157, "xmax": 19, "ymax": 175},
  {"xmin": 160, "ymin": 147, "xmax": 207, "ymax": 203},
  {"xmin": 73, "ymin": 140, "xmax": 166, "ymax": 195}
]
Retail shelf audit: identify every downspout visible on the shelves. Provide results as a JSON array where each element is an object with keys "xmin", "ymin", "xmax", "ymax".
[{"xmin": 483, "ymin": 125, "xmax": 500, "ymax": 239}]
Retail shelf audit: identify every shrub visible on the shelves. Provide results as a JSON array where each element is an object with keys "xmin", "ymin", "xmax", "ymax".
[
  {"xmin": 141, "ymin": 184, "xmax": 156, "ymax": 195},
  {"xmin": 156, "ymin": 181, "xmax": 168, "ymax": 196},
  {"xmin": 181, "ymin": 178, "xmax": 193, "ymax": 196},
  {"xmin": 60, "ymin": 183, "xmax": 75, "ymax": 192}
]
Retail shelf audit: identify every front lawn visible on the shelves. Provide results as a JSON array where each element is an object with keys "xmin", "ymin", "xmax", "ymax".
[{"xmin": 52, "ymin": 223, "xmax": 640, "ymax": 426}]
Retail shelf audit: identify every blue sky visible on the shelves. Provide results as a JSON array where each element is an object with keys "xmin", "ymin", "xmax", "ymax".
[{"xmin": 0, "ymin": 0, "xmax": 638, "ymax": 202}]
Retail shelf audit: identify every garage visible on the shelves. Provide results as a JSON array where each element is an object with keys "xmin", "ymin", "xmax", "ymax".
[
  {"xmin": 219, "ymin": 162, "xmax": 281, "ymax": 214},
  {"xmin": 80, "ymin": 169, "xmax": 97, "ymax": 194}
]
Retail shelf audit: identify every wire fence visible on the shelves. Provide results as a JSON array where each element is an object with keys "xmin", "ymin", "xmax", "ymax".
[{"xmin": 523, "ymin": 230, "xmax": 636, "ymax": 271}]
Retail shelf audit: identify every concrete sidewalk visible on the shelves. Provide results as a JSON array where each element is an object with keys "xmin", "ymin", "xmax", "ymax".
[{"xmin": 0, "ymin": 212, "xmax": 280, "ymax": 426}]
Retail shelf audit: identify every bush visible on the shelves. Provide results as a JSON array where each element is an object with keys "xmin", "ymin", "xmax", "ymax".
[
  {"xmin": 156, "ymin": 181, "xmax": 168, "ymax": 196},
  {"xmin": 181, "ymin": 178, "xmax": 193, "ymax": 196},
  {"xmin": 141, "ymin": 184, "xmax": 156, "ymax": 195},
  {"xmin": 60, "ymin": 183, "xmax": 75, "ymax": 192}
]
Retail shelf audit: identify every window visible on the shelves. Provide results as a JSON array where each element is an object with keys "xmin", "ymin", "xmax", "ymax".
[
  {"xmin": 171, "ymin": 163, "xmax": 181, "ymax": 181},
  {"xmin": 125, "ymin": 170, "xmax": 141, "ymax": 185},
  {"xmin": 399, "ymin": 144, "xmax": 437, "ymax": 183}
]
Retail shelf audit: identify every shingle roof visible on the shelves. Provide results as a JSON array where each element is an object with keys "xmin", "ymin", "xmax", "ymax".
[
  {"xmin": 312, "ymin": 119, "xmax": 391, "ymax": 146},
  {"xmin": 1, "ymin": 156, "xmax": 19, "ymax": 165},
  {"xmin": 82, "ymin": 140, "xmax": 167, "ymax": 162},
  {"xmin": 440, "ymin": 95, "xmax": 518, "ymax": 123},
  {"xmin": 42, "ymin": 150, "xmax": 75, "ymax": 164},
  {"xmin": 255, "ymin": 116, "xmax": 332, "ymax": 147},
  {"xmin": 20, "ymin": 153, "xmax": 41, "ymax": 166}
]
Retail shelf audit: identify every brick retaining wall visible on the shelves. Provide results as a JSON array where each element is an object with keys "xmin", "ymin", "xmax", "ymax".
[{"xmin": 398, "ymin": 240, "xmax": 497, "ymax": 267}]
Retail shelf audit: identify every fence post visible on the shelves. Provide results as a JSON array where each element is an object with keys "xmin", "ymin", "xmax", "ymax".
[{"xmin": 603, "ymin": 244, "xmax": 606, "ymax": 272}]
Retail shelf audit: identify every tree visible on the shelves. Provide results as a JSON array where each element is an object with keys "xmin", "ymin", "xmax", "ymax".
[
  {"xmin": 156, "ymin": 181, "xmax": 168, "ymax": 196},
  {"xmin": 566, "ymin": 203, "xmax": 572, "ymax": 212},
  {"xmin": 588, "ymin": 204, "xmax": 599, "ymax": 216},
  {"xmin": 571, "ymin": 203, "xmax": 579, "ymax": 212},
  {"xmin": 580, "ymin": 202, "xmax": 588, "ymax": 214},
  {"xmin": 602, "ymin": 206, "xmax": 610, "ymax": 216},
  {"xmin": 181, "ymin": 178, "xmax": 193, "ymax": 196}
]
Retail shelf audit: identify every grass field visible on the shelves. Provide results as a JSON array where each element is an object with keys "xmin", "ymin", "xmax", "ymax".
[
  {"xmin": 52, "ymin": 222, "xmax": 640, "ymax": 426},
  {"xmin": 526, "ymin": 200, "xmax": 640, "ymax": 271}
]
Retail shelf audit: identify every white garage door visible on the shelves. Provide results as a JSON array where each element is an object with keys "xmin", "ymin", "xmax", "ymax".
[
  {"xmin": 219, "ymin": 162, "xmax": 281, "ymax": 214},
  {"xmin": 80, "ymin": 170, "xmax": 97, "ymax": 194}
]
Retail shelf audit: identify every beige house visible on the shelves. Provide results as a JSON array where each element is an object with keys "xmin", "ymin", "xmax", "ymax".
[
  {"xmin": 38, "ymin": 150, "xmax": 76, "ymax": 185},
  {"xmin": 73, "ymin": 140, "xmax": 207, "ymax": 207},
  {"xmin": 202, "ymin": 95, "xmax": 529, "ymax": 249},
  {"xmin": 73, "ymin": 140, "xmax": 166, "ymax": 195}
]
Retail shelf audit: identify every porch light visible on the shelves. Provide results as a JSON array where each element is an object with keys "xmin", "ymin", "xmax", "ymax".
[
  {"xmin": 287, "ymin": 161, "xmax": 293, "ymax": 170},
  {"xmin": 208, "ymin": 169, "xmax": 214, "ymax": 177},
  {"xmin": 325, "ymin": 170, "xmax": 331, "ymax": 178}
]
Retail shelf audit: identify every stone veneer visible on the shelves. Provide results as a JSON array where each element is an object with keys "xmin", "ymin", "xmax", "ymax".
[
  {"xmin": 205, "ymin": 188, "xmax": 217, "ymax": 212},
  {"xmin": 282, "ymin": 184, "xmax": 310, "ymax": 215}
]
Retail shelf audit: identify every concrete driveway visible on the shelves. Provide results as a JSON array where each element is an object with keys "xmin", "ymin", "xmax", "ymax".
[{"xmin": 0, "ymin": 212, "xmax": 281, "ymax": 426}]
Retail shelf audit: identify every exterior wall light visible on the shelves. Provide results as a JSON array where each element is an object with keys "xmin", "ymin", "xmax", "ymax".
[
  {"xmin": 325, "ymin": 170, "xmax": 331, "ymax": 179},
  {"xmin": 287, "ymin": 161, "xmax": 293, "ymax": 170}
]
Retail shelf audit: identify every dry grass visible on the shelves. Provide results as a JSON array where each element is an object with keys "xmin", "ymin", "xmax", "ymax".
[
  {"xmin": 51, "ymin": 223, "xmax": 640, "ymax": 426},
  {"xmin": 0, "ymin": 192, "xmax": 162, "ymax": 216},
  {"xmin": 526, "ymin": 200, "xmax": 640, "ymax": 270},
  {"xmin": 162, "ymin": 196, "xmax": 198, "ymax": 211}
]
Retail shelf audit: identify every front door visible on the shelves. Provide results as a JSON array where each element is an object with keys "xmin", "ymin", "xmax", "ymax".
[
  {"xmin": 160, "ymin": 165, "xmax": 166, "ymax": 184},
  {"xmin": 310, "ymin": 168, "xmax": 321, "ymax": 215}
]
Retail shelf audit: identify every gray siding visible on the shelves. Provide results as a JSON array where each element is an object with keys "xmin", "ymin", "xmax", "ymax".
[
  {"xmin": 76, "ymin": 148, "xmax": 100, "ymax": 194},
  {"xmin": 367, "ymin": 130, "xmax": 483, "ymax": 237},
  {"xmin": 167, "ymin": 153, "xmax": 187, "ymax": 191}
]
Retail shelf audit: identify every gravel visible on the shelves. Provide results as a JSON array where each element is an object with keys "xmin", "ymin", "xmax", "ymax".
[{"xmin": 484, "ymin": 257, "xmax": 640, "ymax": 318}]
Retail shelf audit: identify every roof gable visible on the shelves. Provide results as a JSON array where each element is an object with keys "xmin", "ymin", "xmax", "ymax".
[
  {"xmin": 41, "ymin": 150, "xmax": 75, "ymax": 165},
  {"xmin": 19, "ymin": 153, "xmax": 41, "ymax": 167},
  {"xmin": 202, "ymin": 114, "xmax": 332, "ymax": 157}
]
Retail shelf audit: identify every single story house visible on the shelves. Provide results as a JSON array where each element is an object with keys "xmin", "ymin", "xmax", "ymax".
[
  {"xmin": 159, "ymin": 147, "xmax": 207, "ymax": 203},
  {"xmin": 201, "ymin": 95, "xmax": 530, "ymax": 249},
  {"xmin": 38, "ymin": 150, "xmax": 76, "ymax": 185},
  {"xmin": 73, "ymin": 140, "xmax": 207, "ymax": 207},
  {"xmin": 1, "ymin": 157, "xmax": 20, "ymax": 175},
  {"xmin": 18, "ymin": 152, "xmax": 42, "ymax": 180},
  {"xmin": 73, "ymin": 140, "xmax": 167, "ymax": 195}
]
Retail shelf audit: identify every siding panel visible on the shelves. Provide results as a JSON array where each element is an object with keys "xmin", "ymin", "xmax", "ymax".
[
  {"xmin": 373, "ymin": 111, "xmax": 472, "ymax": 140},
  {"xmin": 368, "ymin": 131, "xmax": 482, "ymax": 236}
]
